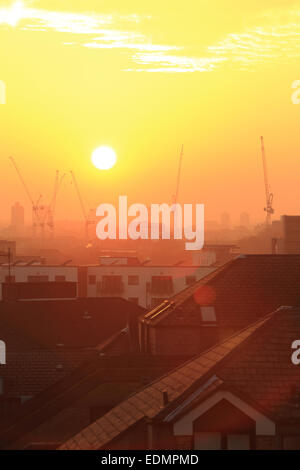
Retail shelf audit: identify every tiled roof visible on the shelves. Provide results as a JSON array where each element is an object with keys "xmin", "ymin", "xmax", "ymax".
[
  {"xmin": 0, "ymin": 349, "xmax": 97, "ymax": 398},
  {"xmin": 219, "ymin": 306, "xmax": 300, "ymax": 419},
  {"xmin": 141, "ymin": 255, "xmax": 300, "ymax": 327},
  {"xmin": 0, "ymin": 350, "xmax": 183, "ymax": 449},
  {"xmin": 0, "ymin": 297, "xmax": 145, "ymax": 349},
  {"xmin": 61, "ymin": 312, "xmax": 272, "ymax": 450}
]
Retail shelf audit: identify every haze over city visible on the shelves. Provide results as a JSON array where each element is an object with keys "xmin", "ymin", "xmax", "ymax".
[{"xmin": 0, "ymin": 0, "xmax": 300, "ymax": 228}]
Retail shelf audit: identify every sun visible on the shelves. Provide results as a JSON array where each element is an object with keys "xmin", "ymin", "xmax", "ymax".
[
  {"xmin": 0, "ymin": 1, "xmax": 26, "ymax": 27},
  {"xmin": 91, "ymin": 146, "xmax": 117, "ymax": 170}
]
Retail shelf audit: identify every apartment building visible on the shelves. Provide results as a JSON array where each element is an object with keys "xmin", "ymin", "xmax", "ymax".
[{"xmin": 0, "ymin": 258, "xmax": 215, "ymax": 307}]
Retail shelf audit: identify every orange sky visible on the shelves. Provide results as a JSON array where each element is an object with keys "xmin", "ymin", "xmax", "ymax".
[{"xmin": 0, "ymin": 0, "xmax": 300, "ymax": 225}]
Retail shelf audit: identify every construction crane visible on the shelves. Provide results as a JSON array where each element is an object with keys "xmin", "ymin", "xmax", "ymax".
[
  {"xmin": 172, "ymin": 144, "xmax": 184, "ymax": 210},
  {"xmin": 70, "ymin": 170, "xmax": 95, "ymax": 241},
  {"xmin": 9, "ymin": 156, "xmax": 44, "ymax": 238},
  {"xmin": 46, "ymin": 170, "xmax": 66, "ymax": 236},
  {"xmin": 260, "ymin": 136, "xmax": 274, "ymax": 227}
]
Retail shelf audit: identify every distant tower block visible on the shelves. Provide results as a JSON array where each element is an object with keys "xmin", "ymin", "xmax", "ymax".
[
  {"xmin": 240, "ymin": 212, "xmax": 250, "ymax": 228},
  {"xmin": 11, "ymin": 202, "xmax": 25, "ymax": 235},
  {"xmin": 220, "ymin": 212, "xmax": 231, "ymax": 229}
]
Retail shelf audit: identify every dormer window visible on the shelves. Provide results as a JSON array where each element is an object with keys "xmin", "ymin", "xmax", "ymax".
[{"xmin": 201, "ymin": 306, "xmax": 216, "ymax": 322}]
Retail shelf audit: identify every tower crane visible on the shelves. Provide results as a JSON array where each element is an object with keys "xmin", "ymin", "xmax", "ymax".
[
  {"xmin": 70, "ymin": 171, "xmax": 94, "ymax": 241},
  {"xmin": 260, "ymin": 136, "xmax": 274, "ymax": 227},
  {"xmin": 46, "ymin": 170, "xmax": 66, "ymax": 236},
  {"xmin": 9, "ymin": 156, "xmax": 43, "ymax": 238}
]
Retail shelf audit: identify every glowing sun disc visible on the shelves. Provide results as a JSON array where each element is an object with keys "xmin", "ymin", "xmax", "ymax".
[{"xmin": 91, "ymin": 146, "xmax": 117, "ymax": 170}]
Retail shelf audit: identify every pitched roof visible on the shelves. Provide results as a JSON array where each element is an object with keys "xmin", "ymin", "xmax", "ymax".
[
  {"xmin": 0, "ymin": 298, "xmax": 145, "ymax": 350},
  {"xmin": 141, "ymin": 255, "xmax": 300, "ymax": 328},
  {"xmin": 60, "ymin": 311, "xmax": 273, "ymax": 450},
  {"xmin": 1, "ymin": 349, "xmax": 97, "ymax": 398},
  {"xmin": 0, "ymin": 347, "xmax": 183, "ymax": 449},
  {"xmin": 218, "ymin": 307, "xmax": 300, "ymax": 420}
]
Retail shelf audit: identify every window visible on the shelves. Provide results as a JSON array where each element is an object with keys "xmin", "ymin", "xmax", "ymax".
[
  {"xmin": 194, "ymin": 432, "xmax": 251, "ymax": 450},
  {"xmin": 201, "ymin": 306, "xmax": 217, "ymax": 322},
  {"xmin": 186, "ymin": 275, "xmax": 196, "ymax": 286},
  {"xmin": 101, "ymin": 276, "xmax": 123, "ymax": 294},
  {"xmin": 27, "ymin": 275, "xmax": 49, "ymax": 282},
  {"xmin": 55, "ymin": 275, "xmax": 66, "ymax": 282},
  {"xmin": 193, "ymin": 399, "xmax": 255, "ymax": 450},
  {"xmin": 88, "ymin": 275, "xmax": 96, "ymax": 285},
  {"xmin": 128, "ymin": 297, "xmax": 139, "ymax": 305},
  {"xmin": 151, "ymin": 276, "xmax": 173, "ymax": 294},
  {"xmin": 128, "ymin": 275, "xmax": 139, "ymax": 286},
  {"xmin": 5, "ymin": 275, "xmax": 15, "ymax": 283}
]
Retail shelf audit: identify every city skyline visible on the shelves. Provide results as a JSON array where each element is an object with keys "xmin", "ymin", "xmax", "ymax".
[{"xmin": 0, "ymin": 1, "xmax": 300, "ymax": 225}]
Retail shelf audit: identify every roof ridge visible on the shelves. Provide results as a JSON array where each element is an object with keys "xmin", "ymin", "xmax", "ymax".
[
  {"xmin": 141, "ymin": 309, "xmax": 275, "ymax": 395},
  {"xmin": 61, "ymin": 309, "xmax": 277, "ymax": 450},
  {"xmin": 142, "ymin": 257, "xmax": 238, "ymax": 325}
]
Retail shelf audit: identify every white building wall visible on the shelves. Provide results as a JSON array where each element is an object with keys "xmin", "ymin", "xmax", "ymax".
[
  {"xmin": 86, "ymin": 265, "xmax": 215, "ymax": 308},
  {"xmin": 0, "ymin": 264, "xmax": 215, "ymax": 307},
  {"xmin": 0, "ymin": 266, "xmax": 78, "ymax": 284}
]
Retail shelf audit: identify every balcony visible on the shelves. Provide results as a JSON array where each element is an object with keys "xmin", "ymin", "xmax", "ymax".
[
  {"xmin": 100, "ymin": 276, "xmax": 124, "ymax": 295},
  {"xmin": 149, "ymin": 276, "xmax": 174, "ymax": 295}
]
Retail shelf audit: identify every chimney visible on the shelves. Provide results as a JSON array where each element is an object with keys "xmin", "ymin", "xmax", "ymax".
[{"xmin": 162, "ymin": 390, "xmax": 169, "ymax": 407}]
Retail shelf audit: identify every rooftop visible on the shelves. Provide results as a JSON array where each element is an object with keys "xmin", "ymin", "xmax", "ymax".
[
  {"xmin": 61, "ymin": 305, "xmax": 300, "ymax": 450},
  {"xmin": 141, "ymin": 255, "xmax": 300, "ymax": 328}
]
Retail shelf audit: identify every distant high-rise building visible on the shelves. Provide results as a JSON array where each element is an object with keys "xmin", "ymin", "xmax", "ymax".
[
  {"xmin": 240, "ymin": 212, "xmax": 250, "ymax": 228},
  {"xmin": 11, "ymin": 202, "xmax": 24, "ymax": 235},
  {"xmin": 220, "ymin": 212, "xmax": 231, "ymax": 229}
]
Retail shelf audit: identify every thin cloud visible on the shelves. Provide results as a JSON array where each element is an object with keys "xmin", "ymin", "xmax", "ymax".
[
  {"xmin": 2, "ymin": 1, "xmax": 300, "ymax": 72},
  {"xmin": 127, "ymin": 52, "xmax": 226, "ymax": 73}
]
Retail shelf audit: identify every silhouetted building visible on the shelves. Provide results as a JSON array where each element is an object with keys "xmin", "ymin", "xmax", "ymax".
[
  {"xmin": 240, "ymin": 212, "xmax": 250, "ymax": 228},
  {"xmin": 220, "ymin": 212, "xmax": 231, "ymax": 229},
  {"xmin": 10, "ymin": 202, "xmax": 24, "ymax": 235},
  {"xmin": 281, "ymin": 215, "xmax": 300, "ymax": 253}
]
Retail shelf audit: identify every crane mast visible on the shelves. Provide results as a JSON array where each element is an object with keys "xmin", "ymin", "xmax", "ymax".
[
  {"xmin": 9, "ymin": 156, "xmax": 43, "ymax": 237},
  {"xmin": 260, "ymin": 136, "xmax": 274, "ymax": 227},
  {"xmin": 46, "ymin": 170, "xmax": 66, "ymax": 236},
  {"xmin": 70, "ymin": 171, "xmax": 93, "ymax": 241}
]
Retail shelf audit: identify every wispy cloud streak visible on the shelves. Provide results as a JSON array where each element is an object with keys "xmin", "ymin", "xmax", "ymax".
[{"xmin": 2, "ymin": 1, "xmax": 300, "ymax": 72}]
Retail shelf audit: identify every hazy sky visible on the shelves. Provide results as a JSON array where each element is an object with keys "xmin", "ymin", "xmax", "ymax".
[{"xmin": 0, "ymin": 0, "xmax": 300, "ymax": 224}]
